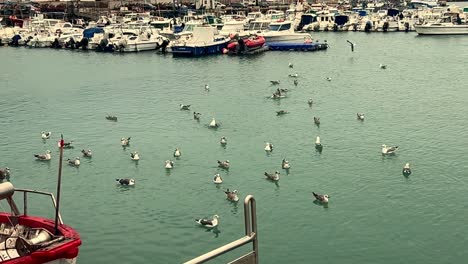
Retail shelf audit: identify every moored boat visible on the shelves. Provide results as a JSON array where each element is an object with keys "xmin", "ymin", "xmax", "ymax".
[
  {"xmin": 225, "ymin": 35, "xmax": 266, "ymax": 55},
  {"xmin": 171, "ymin": 25, "xmax": 229, "ymax": 57},
  {"xmin": 414, "ymin": 16, "xmax": 468, "ymax": 35},
  {"xmin": 0, "ymin": 182, "xmax": 81, "ymax": 263}
]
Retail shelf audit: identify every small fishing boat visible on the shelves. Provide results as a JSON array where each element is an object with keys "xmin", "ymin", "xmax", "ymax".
[{"xmin": 171, "ymin": 25, "xmax": 229, "ymax": 57}]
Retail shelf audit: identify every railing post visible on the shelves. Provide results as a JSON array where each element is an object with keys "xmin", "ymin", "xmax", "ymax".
[
  {"xmin": 23, "ymin": 192, "xmax": 27, "ymax": 216},
  {"xmin": 251, "ymin": 197, "xmax": 258, "ymax": 264}
]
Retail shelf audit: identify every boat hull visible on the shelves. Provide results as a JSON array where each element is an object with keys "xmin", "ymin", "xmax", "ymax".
[
  {"xmin": 261, "ymin": 33, "xmax": 311, "ymax": 44},
  {"xmin": 120, "ymin": 41, "xmax": 161, "ymax": 52},
  {"xmin": 415, "ymin": 25, "xmax": 468, "ymax": 35},
  {"xmin": 171, "ymin": 42, "xmax": 228, "ymax": 57},
  {"xmin": 0, "ymin": 213, "xmax": 81, "ymax": 264}
]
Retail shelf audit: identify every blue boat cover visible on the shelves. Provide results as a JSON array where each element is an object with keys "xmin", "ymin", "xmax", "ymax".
[
  {"xmin": 358, "ymin": 10, "xmax": 367, "ymax": 17},
  {"xmin": 387, "ymin": 9, "xmax": 399, "ymax": 17},
  {"xmin": 83, "ymin": 28, "xmax": 104, "ymax": 39},
  {"xmin": 335, "ymin": 15, "xmax": 349, "ymax": 26}
]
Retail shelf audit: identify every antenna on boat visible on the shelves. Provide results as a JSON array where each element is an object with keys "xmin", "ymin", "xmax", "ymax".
[{"xmin": 54, "ymin": 134, "xmax": 64, "ymax": 236}]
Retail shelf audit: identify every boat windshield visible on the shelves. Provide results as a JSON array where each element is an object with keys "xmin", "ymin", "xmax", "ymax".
[
  {"xmin": 248, "ymin": 22, "xmax": 270, "ymax": 31},
  {"xmin": 151, "ymin": 22, "xmax": 170, "ymax": 29},
  {"xmin": 269, "ymin": 23, "xmax": 291, "ymax": 31}
]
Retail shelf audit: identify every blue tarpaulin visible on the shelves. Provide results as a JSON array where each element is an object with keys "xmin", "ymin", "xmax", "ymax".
[{"xmin": 83, "ymin": 27, "xmax": 104, "ymax": 39}]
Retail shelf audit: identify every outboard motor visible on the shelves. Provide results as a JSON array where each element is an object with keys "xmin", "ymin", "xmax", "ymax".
[
  {"xmin": 97, "ymin": 39, "xmax": 108, "ymax": 52},
  {"xmin": 333, "ymin": 23, "xmax": 338, "ymax": 32},
  {"xmin": 9, "ymin": 35, "xmax": 21, "ymax": 47},
  {"xmin": 383, "ymin": 21, "xmax": 389, "ymax": 32},
  {"xmin": 238, "ymin": 38, "xmax": 245, "ymax": 53},
  {"xmin": 76, "ymin": 37, "xmax": 88, "ymax": 50},
  {"xmin": 51, "ymin": 38, "xmax": 61, "ymax": 49},
  {"xmin": 353, "ymin": 24, "xmax": 358, "ymax": 31},
  {"xmin": 404, "ymin": 22, "xmax": 410, "ymax": 33},
  {"xmin": 25, "ymin": 36, "xmax": 33, "ymax": 45},
  {"xmin": 160, "ymin": 39, "xmax": 170, "ymax": 54},
  {"xmin": 66, "ymin": 37, "xmax": 76, "ymax": 49},
  {"xmin": 364, "ymin": 21, "xmax": 372, "ymax": 33}
]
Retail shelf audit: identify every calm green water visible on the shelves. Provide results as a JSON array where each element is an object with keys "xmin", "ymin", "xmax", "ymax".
[{"xmin": 1, "ymin": 32, "xmax": 468, "ymax": 264}]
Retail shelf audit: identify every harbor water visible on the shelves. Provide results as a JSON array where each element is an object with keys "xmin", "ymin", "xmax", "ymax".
[{"xmin": 1, "ymin": 32, "xmax": 468, "ymax": 263}]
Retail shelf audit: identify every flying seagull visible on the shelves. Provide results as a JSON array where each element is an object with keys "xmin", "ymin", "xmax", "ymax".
[{"xmin": 346, "ymin": 40, "xmax": 355, "ymax": 52}]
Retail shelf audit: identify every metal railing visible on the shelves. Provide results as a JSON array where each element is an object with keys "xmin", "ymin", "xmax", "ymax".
[
  {"xmin": 184, "ymin": 195, "xmax": 258, "ymax": 264},
  {"xmin": 13, "ymin": 188, "xmax": 63, "ymax": 225}
]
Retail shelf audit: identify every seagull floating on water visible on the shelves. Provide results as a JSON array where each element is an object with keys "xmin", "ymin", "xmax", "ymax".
[
  {"xmin": 195, "ymin": 215, "xmax": 219, "ymax": 228},
  {"xmin": 315, "ymin": 136, "xmax": 323, "ymax": 152},
  {"xmin": 346, "ymin": 40, "xmax": 355, "ymax": 52},
  {"xmin": 264, "ymin": 142, "xmax": 273, "ymax": 152},
  {"xmin": 313, "ymin": 192, "xmax": 329, "ymax": 203},
  {"xmin": 326, "ymin": 77, "xmax": 332, "ymax": 81},
  {"xmin": 288, "ymin": 62, "xmax": 293, "ymax": 68},
  {"xmin": 288, "ymin": 73, "xmax": 298, "ymax": 78},
  {"xmin": 67, "ymin": 157, "xmax": 80, "ymax": 167},
  {"xmin": 213, "ymin": 173, "xmax": 223, "ymax": 184},
  {"xmin": 105, "ymin": 115, "xmax": 118, "ymax": 121},
  {"xmin": 270, "ymin": 80, "xmax": 280, "ymax": 85},
  {"xmin": 81, "ymin": 149, "xmax": 92, "ymax": 158},
  {"xmin": 204, "ymin": 84, "xmax": 210, "ymax": 91},
  {"xmin": 314, "ymin": 117, "xmax": 320, "ymax": 126},
  {"xmin": 165, "ymin": 160, "xmax": 174, "ymax": 169},
  {"xmin": 308, "ymin": 98, "xmax": 313, "ymax": 106},
  {"xmin": 264, "ymin": 171, "xmax": 280, "ymax": 181},
  {"xmin": 220, "ymin": 136, "xmax": 227, "ymax": 145},
  {"xmin": 379, "ymin": 64, "xmax": 387, "ymax": 69},
  {"xmin": 294, "ymin": 79, "xmax": 298, "ymax": 86},
  {"xmin": 41, "ymin": 131, "xmax": 51, "ymax": 139},
  {"xmin": 34, "ymin": 150, "xmax": 51, "ymax": 161},
  {"xmin": 193, "ymin": 112, "xmax": 201, "ymax": 120},
  {"xmin": 282, "ymin": 159, "xmax": 290, "ymax": 169},
  {"xmin": 116, "ymin": 178, "xmax": 135, "ymax": 186},
  {"xmin": 131, "ymin": 151, "xmax": 140, "ymax": 161},
  {"xmin": 382, "ymin": 144, "xmax": 398, "ymax": 155},
  {"xmin": 218, "ymin": 160, "xmax": 230, "ymax": 169},
  {"xmin": 209, "ymin": 118, "xmax": 219, "ymax": 128},
  {"xmin": 357, "ymin": 113, "xmax": 365, "ymax": 120},
  {"xmin": 180, "ymin": 104, "xmax": 191, "ymax": 110},
  {"xmin": 224, "ymin": 189, "xmax": 239, "ymax": 202},
  {"xmin": 121, "ymin": 137, "xmax": 131, "ymax": 146},
  {"xmin": 403, "ymin": 163, "xmax": 412, "ymax": 176},
  {"xmin": 276, "ymin": 110, "xmax": 288, "ymax": 116},
  {"xmin": 174, "ymin": 148, "xmax": 181, "ymax": 157}
]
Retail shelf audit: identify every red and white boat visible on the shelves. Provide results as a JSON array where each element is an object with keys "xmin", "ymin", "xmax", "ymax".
[
  {"xmin": 0, "ymin": 138, "xmax": 81, "ymax": 263},
  {"xmin": 225, "ymin": 35, "xmax": 267, "ymax": 55},
  {"xmin": 0, "ymin": 182, "xmax": 81, "ymax": 263}
]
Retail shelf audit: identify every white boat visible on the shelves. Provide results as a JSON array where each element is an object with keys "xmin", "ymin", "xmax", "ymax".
[
  {"xmin": 258, "ymin": 20, "xmax": 312, "ymax": 43},
  {"xmin": 219, "ymin": 20, "xmax": 247, "ymax": 36},
  {"xmin": 415, "ymin": 16, "xmax": 468, "ymax": 35},
  {"xmin": 112, "ymin": 31, "xmax": 168, "ymax": 52}
]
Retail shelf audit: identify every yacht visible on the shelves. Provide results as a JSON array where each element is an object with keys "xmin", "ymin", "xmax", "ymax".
[
  {"xmin": 414, "ymin": 16, "xmax": 468, "ymax": 34},
  {"xmin": 258, "ymin": 20, "xmax": 312, "ymax": 43}
]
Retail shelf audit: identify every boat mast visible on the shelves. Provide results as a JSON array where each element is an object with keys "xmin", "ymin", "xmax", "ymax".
[{"xmin": 54, "ymin": 134, "xmax": 65, "ymax": 235}]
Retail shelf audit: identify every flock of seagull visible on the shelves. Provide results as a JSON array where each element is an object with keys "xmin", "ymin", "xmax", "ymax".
[
  {"xmin": 193, "ymin": 59, "xmax": 409, "ymax": 228},
  {"xmin": 0, "ymin": 51, "xmax": 404, "ymax": 230}
]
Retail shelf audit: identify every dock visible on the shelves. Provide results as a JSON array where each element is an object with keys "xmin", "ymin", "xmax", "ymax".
[{"xmin": 268, "ymin": 42, "xmax": 329, "ymax": 52}]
